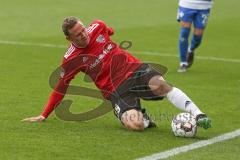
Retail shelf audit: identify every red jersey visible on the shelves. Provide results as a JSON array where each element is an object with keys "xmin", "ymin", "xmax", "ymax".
[{"xmin": 41, "ymin": 20, "xmax": 142, "ymax": 118}]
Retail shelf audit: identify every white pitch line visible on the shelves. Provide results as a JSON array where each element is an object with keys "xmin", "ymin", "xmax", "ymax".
[
  {"xmin": 136, "ymin": 129, "xmax": 240, "ymax": 160},
  {"xmin": 139, "ymin": 51, "xmax": 240, "ymax": 63},
  {"xmin": 1, "ymin": 40, "xmax": 240, "ymax": 63},
  {"xmin": 0, "ymin": 40, "xmax": 66, "ymax": 49}
]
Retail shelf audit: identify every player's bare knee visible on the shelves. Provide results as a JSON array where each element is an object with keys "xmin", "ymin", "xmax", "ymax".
[
  {"xmin": 121, "ymin": 109, "xmax": 144, "ymax": 131},
  {"xmin": 180, "ymin": 21, "xmax": 192, "ymax": 28},
  {"xmin": 193, "ymin": 28, "xmax": 204, "ymax": 36},
  {"xmin": 122, "ymin": 116, "xmax": 144, "ymax": 131},
  {"xmin": 126, "ymin": 120, "xmax": 144, "ymax": 131},
  {"xmin": 149, "ymin": 75, "xmax": 172, "ymax": 96}
]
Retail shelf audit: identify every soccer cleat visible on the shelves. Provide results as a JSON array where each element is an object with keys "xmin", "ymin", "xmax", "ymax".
[
  {"xmin": 177, "ymin": 64, "xmax": 188, "ymax": 73},
  {"xmin": 186, "ymin": 51, "xmax": 195, "ymax": 68},
  {"xmin": 196, "ymin": 114, "xmax": 212, "ymax": 129},
  {"xmin": 142, "ymin": 109, "xmax": 157, "ymax": 128},
  {"xmin": 147, "ymin": 120, "xmax": 157, "ymax": 128}
]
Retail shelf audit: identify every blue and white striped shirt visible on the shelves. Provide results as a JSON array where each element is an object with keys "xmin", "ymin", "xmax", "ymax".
[{"xmin": 179, "ymin": 0, "xmax": 214, "ymax": 10}]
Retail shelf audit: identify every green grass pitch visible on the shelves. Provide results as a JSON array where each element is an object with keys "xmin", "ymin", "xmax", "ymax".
[{"xmin": 0, "ymin": 0, "xmax": 240, "ymax": 159}]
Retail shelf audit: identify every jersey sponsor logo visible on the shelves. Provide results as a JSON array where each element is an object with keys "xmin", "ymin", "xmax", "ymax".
[
  {"xmin": 86, "ymin": 23, "xmax": 99, "ymax": 33},
  {"xmin": 64, "ymin": 44, "xmax": 75, "ymax": 59},
  {"xmin": 96, "ymin": 35, "xmax": 105, "ymax": 43},
  {"xmin": 89, "ymin": 43, "xmax": 115, "ymax": 69}
]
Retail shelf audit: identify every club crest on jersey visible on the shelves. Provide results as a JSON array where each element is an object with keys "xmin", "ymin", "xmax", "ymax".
[
  {"xmin": 82, "ymin": 56, "xmax": 88, "ymax": 63},
  {"xmin": 96, "ymin": 35, "xmax": 105, "ymax": 43}
]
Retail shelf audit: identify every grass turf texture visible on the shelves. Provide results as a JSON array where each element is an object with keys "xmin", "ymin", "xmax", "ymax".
[{"xmin": 0, "ymin": 0, "xmax": 240, "ymax": 159}]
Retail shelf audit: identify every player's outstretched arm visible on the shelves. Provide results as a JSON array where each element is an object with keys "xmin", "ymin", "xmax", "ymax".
[
  {"xmin": 21, "ymin": 90, "xmax": 64, "ymax": 123},
  {"xmin": 21, "ymin": 72, "xmax": 75, "ymax": 123},
  {"xmin": 21, "ymin": 115, "xmax": 46, "ymax": 122}
]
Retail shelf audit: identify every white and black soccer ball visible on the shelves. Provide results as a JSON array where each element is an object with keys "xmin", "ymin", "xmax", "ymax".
[{"xmin": 171, "ymin": 112, "xmax": 197, "ymax": 137}]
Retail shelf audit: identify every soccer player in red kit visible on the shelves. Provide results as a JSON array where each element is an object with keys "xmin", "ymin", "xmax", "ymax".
[{"xmin": 22, "ymin": 17, "xmax": 211, "ymax": 130}]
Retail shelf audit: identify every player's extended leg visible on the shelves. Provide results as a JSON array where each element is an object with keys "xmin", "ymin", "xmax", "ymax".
[
  {"xmin": 187, "ymin": 28, "xmax": 204, "ymax": 68},
  {"xmin": 148, "ymin": 75, "xmax": 211, "ymax": 129},
  {"xmin": 190, "ymin": 29, "xmax": 204, "ymax": 51},
  {"xmin": 187, "ymin": 9, "xmax": 210, "ymax": 68},
  {"xmin": 178, "ymin": 21, "xmax": 192, "ymax": 72}
]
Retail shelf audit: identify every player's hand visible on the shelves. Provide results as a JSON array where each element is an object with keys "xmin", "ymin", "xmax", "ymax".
[{"xmin": 21, "ymin": 115, "xmax": 46, "ymax": 122}]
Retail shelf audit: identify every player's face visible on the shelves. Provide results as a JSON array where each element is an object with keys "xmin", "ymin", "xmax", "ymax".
[{"xmin": 67, "ymin": 21, "xmax": 90, "ymax": 48}]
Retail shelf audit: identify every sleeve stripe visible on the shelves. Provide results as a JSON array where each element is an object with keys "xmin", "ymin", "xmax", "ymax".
[{"xmin": 64, "ymin": 44, "xmax": 75, "ymax": 59}]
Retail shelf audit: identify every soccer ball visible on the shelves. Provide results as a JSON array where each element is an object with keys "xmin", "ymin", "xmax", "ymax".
[{"xmin": 171, "ymin": 112, "xmax": 197, "ymax": 137}]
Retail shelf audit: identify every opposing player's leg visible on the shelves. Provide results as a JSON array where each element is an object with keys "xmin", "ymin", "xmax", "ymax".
[
  {"xmin": 148, "ymin": 75, "xmax": 211, "ymax": 129},
  {"xmin": 178, "ymin": 21, "xmax": 191, "ymax": 72},
  {"xmin": 187, "ymin": 9, "xmax": 210, "ymax": 68},
  {"xmin": 176, "ymin": 7, "xmax": 194, "ymax": 72},
  {"xmin": 187, "ymin": 28, "xmax": 204, "ymax": 68}
]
